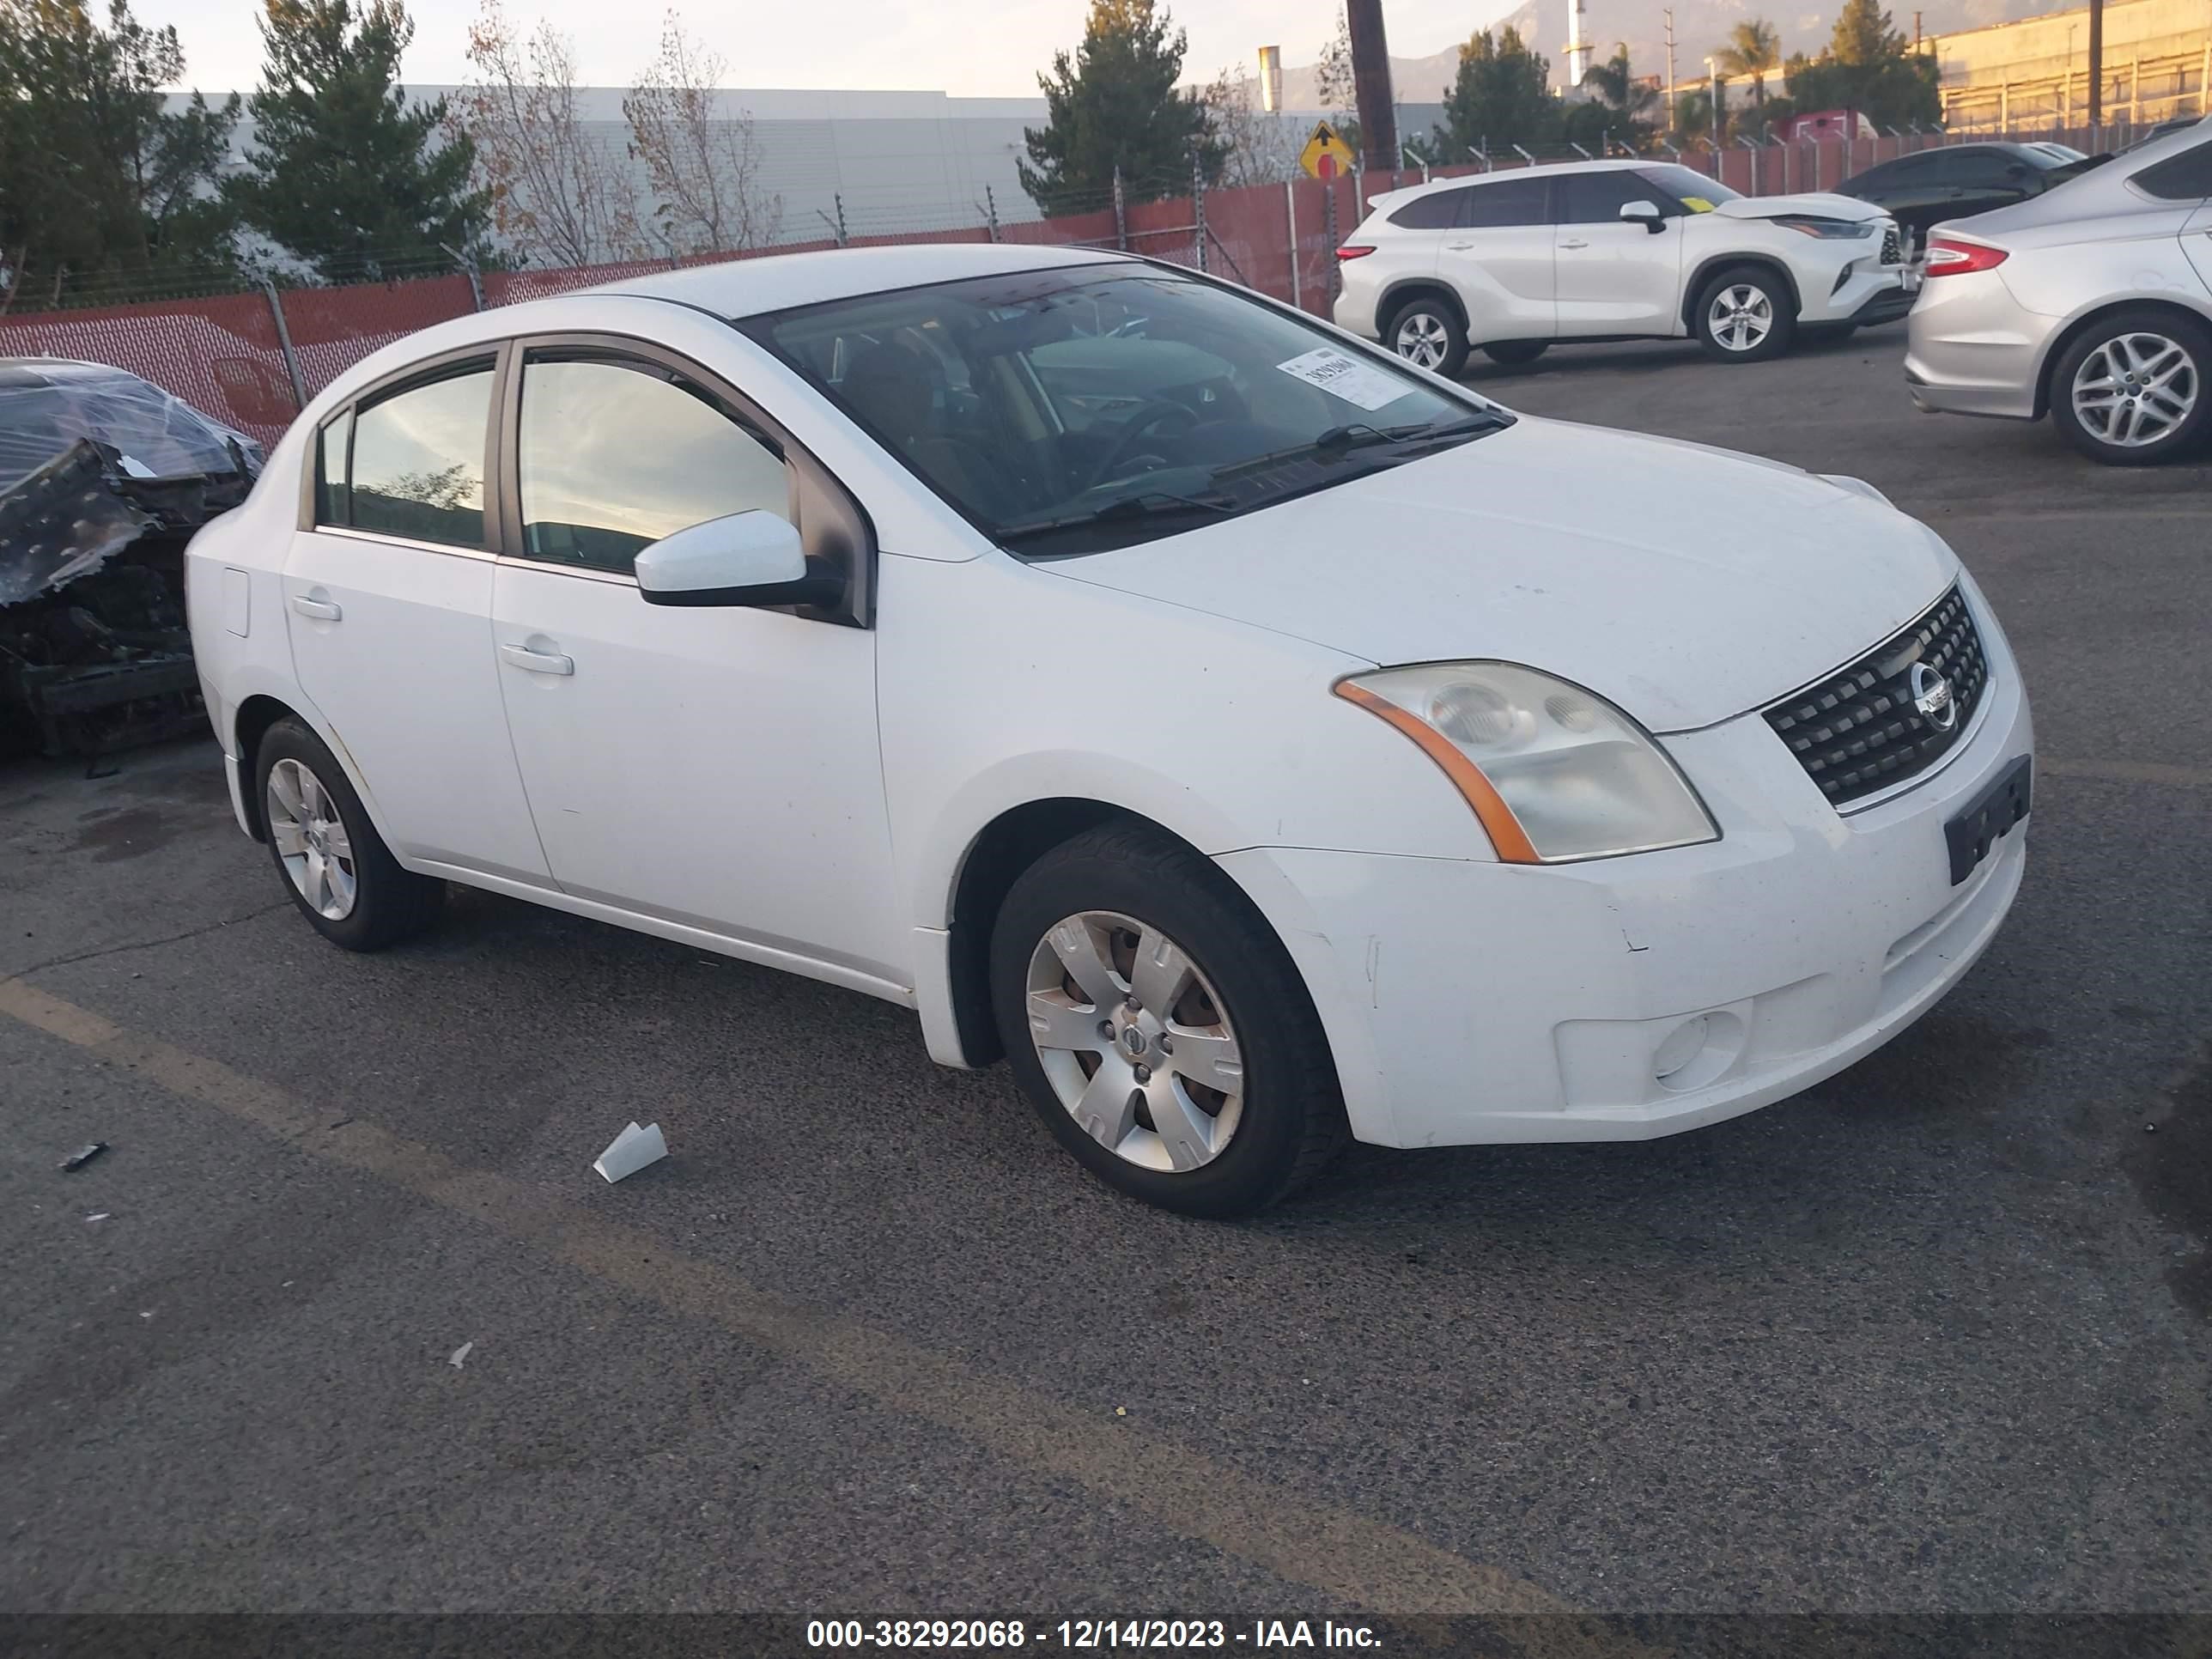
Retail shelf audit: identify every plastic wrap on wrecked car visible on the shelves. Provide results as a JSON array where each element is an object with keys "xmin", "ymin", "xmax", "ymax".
[
  {"xmin": 0, "ymin": 441, "xmax": 155, "ymax": 607},
  {"xmin": 0, "ymin": 357, "xmax": 266, "ymax": 495}
]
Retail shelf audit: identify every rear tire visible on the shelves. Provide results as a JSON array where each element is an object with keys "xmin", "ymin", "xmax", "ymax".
[
  {"xmin": 1481, "ymin": 340, "xmax": 1548, "ymax": 367},
  {"xmin": 2047, "ymin": 307, "xmax": 2210, "ymax": 466},
  {"xmin": 1384, "ymin": 295, "xmax": 1468, "ymax": 379},
  {"xmin": 989, "ymin": 822, "xmax": 1349, "ymax": 1218},
  {"xmin": 254, "ymin": 717, "xmax": 444, "ymax": 951},
  {"xmin": 1692, "ymin": 264, "xmax": 1796, "ymax": 362}
]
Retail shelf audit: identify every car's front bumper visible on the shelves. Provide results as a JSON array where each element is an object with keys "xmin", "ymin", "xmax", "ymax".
[
  {"xmin": 1905, "ymin": 264, "xmax": 2060, "ymax": 420},
  {"xmin": 1220, "ymin": 581, "xmax": 2033, "ymax": 1151},
  {"xmin": 1794, "ymin": 226, "xmax": 1915, "ymax": 326}
]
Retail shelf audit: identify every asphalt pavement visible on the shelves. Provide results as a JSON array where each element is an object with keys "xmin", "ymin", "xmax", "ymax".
[{"xmin": 3, "ymin": 325, "xmax": 2209, "ymax": 1651}]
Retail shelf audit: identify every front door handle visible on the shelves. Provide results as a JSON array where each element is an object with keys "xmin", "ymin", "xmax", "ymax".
[
  {"xmin": 291, "ymin": 594, "xmax": 342, "ymax": 622},
  {"xmin": 500, "ymin": 641, "xmax": 574, "ymax": 677},
  {"xmin": 1559, "ymin": 237, "xmax": 1590, "ymax": 249}
]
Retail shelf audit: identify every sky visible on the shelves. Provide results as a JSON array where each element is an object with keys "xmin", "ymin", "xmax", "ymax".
[{"xmin": 152, "ymin": 0, "xmax": 1518, "ymax": 99}]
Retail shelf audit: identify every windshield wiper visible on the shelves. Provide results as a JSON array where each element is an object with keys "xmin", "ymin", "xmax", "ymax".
[
  {"xmin": 1212, "ymin": 412, "xmax": 1509, "ymax": 482},
  {"xmin": 996, "ymin": 488, "xmax": 1237, "ymax": 544}
]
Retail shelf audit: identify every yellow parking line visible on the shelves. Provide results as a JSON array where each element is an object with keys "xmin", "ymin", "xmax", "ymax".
[{"xmin": 0, "ymin": 975, "xmax": 1658, "ymax": 1656}]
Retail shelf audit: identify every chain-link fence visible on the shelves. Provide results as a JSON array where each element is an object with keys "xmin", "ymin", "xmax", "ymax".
[{"xmin": 0, "ymin": 120, "xmax": 2125, "ymax": 447}]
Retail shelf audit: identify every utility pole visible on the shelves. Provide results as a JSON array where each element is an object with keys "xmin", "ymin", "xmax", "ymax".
[
  {"xmin": 1665, "ymin": 9, "xmax": 1678, "ymax": 141},
  {"xmin": 2087, "ymin": 0, "xmax": 2104, "ymax": 129},
  {"xmin": 1345, "ymin": 0, "xmax": 1399, "ymax": 173}
]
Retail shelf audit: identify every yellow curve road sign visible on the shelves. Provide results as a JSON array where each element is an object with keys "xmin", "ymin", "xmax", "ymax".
[{"xmin": 1299, "ymin": 120, "xmax": 1357, "ymax": 180}]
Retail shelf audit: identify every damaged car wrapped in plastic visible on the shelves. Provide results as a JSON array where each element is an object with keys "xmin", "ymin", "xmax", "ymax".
[{"xmin": 0, "ymin": 358, "xmax": 263, "ymax": 757}]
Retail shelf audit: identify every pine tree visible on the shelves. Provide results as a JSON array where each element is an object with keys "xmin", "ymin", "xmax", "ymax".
[
  {"xmin": 0, "ymin": 0, "xmax": 240, "ymax": 307},
  {"xmin": 226, "ymin": 0, "xmax": 488, "ymax": 282},
  {"xmin": 1829, "ymin": 0, "xmax": 1907, "ymax": 67},
  {"xmin": 1437, "ymin": 27, "xmax": 1559, "ymax": 158},
  {"xmin": 1018, "ymin": 0, "xmax": 1224, "ymax": 215}
]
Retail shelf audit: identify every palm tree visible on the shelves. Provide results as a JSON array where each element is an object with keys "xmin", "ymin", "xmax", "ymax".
[
  {"xmin": 1583, "ymin": 45, "xmax": 1662, "ymax": 134},
  {"xmin": 1713, "ymin": 18, "xmax": 1782, "ymax": 106}
]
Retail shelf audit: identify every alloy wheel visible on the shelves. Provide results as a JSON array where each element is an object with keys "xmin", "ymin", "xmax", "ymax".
[
  {"xmin": 2070, "ymin": 332, "xmax": 2197, "ymax": 450},
  {"xmin": 1708, "ymin": 284, "xmax": 1774, "ymax": 352},
  {"xmin": 266, "ymin": 757, "xmax": 357, "ymax": 921},
  {"xmin": 1394, "ymin": 312, "xmax": 1451, "ymax": 369},
  {"xmin": 1024, "ymin": 910, "xmax": 1245, "ymax": 1173}
]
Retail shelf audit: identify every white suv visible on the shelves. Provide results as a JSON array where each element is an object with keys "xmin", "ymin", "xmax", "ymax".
[{"xmin": 1334, "ymin": 160, "xmax": 1914, "ymax": 374}]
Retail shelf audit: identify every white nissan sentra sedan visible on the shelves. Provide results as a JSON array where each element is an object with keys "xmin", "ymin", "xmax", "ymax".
[{"xmin": 185, "ymin": 244, "xmax": 2033, "ymax": 1215}]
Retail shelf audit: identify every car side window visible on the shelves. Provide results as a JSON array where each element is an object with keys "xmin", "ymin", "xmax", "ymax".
[
  {"xmin": 1556, "ymin": 171, "xmax": 1665, "ymax": 223},
  {"xmin": 516, "ymin": 354, "xmax": 792, "ymax": 574},
  {"xmin": 1933, "ymin": 149, "xmax": 2018, "ymax": 189},
  {"xmin": 1459, "ymin": 177, "xmax": 1549, "ymax": 228},
  {"xmin": 1388, "ymin": 188, "xmax": 1470, "ymax": 229},
  {"xmin": 2136, "ymin": 139, "xmax": 2212, "ymax": 200},
  {"xmin": 344, "ymin": 363, "xmax": 496, "ymax": 548}
]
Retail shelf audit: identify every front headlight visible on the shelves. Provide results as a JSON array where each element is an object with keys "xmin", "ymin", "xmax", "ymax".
[
  {"xmin": 1772, "ymin": 215, "xmax": 1880, "ymax": 239},
  {"xmin": 1335, "ymin": 663, "xmax": 1718, "ymax": 863}
]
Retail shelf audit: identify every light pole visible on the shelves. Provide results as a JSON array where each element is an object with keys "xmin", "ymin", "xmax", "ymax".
[{"xmin": 1707, "ymin": 56, "xmax": 1721, "ymax": 150}]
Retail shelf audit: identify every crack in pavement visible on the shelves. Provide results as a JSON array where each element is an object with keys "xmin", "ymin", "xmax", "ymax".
[{"xmin": 9, "ymin": 902, "xmax": 293, "ymax": 981}]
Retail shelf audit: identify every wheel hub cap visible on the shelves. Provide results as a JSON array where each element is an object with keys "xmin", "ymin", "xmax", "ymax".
[
  {"xmin": 1024, "ymin": 910, "xmax": 1245, "ymax": 1174},
  {"xmin": 266, "ymin": 757, "xmax": 358, "ymax": 921},
  {"xmin": 2071, "ymin": 331, "xmax": 2197, "ymax": 449}
]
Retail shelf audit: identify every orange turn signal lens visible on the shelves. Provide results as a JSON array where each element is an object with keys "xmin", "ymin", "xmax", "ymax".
[{"xmin": 1334, "ymin": 680, "xmax": 1541, "ymax": 864}]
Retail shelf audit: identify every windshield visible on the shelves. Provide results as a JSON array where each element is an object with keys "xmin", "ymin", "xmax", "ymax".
[
  {"xmin": 742, "ymin": 264, "xmax": 1508, "ymax": 556},
  {"xmin": 1635, "ymin": 165, "xmax": 1743, "ymax": 209}
]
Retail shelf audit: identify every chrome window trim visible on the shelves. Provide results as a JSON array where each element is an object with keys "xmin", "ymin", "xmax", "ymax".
[
  {"xmin": 494, "ymin": 554, "xmax": 640, "ymax": 588},
  {"xmin": 306, "ymin": 526, "xmax": 496, "ymax": 562}
]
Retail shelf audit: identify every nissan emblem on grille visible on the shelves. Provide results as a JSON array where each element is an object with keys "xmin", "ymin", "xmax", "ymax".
[
  {"xmin": 1910, "ymin": 662, "xmax": 1957, "ymax": 729},
  {"xmin": 1761, "ymin": 585, "xmax": 1990, "ymax": 806}
]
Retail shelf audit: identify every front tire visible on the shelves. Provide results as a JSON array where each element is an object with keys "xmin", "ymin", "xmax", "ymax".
[
  {"xmin": 1384, "ymin": 296, "xmax": 1468, "ymax": 379},
  {"xmin": 989, "ymin": 823, "xmax": 1348, "ymax": 1218},
  {"xmin": 2048, "ymin": 308, "xmax": 2209, "ymax": 466},
  {"xmin": 255, "ymin": 717, "xmax": 443, "ymax": 951},
  {"xmin": 1693, "ymin": 265, "xmax": 1796, "ymax": 362}
]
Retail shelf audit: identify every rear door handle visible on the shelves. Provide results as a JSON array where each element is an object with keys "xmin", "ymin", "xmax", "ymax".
[
  {"xmin": 1559, "ymin": 237, "xmax": 1589, "ymax": 249},
  {"xmin": 290, "ymin": 594, "xmax": 342, "ymax": 622},
  {"xmin": 1444, "ymin": 240, "xmax": 1474, "ymax": 250},
  {"xmin": 500, "ymin": 641, "xmax": 574, "ymax": 676}
]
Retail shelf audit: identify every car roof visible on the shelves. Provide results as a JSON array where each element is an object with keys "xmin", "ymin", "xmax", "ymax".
[
  {"xmin": 592, "ymin": 241, "xmax": 1128, "ymax": 319},
  {"xmin": 1372, "ymin": 157, "xmax": 1651, "ymax": 205}
]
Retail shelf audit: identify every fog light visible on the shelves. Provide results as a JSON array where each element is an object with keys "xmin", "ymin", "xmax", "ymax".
[{"xmin": 1650, "ymin": 1010, "xmax": 1747, "ymax": 1094}]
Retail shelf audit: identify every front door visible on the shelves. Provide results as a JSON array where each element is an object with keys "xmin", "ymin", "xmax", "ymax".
[
  {"xmin": 282, "ymin": 354, "xmax": 552, "ymax": 883},
  {"xmin": 1551, "ymin": 171, "xmax": 1685, "ymax": 337},
  {"xmin": 1438, "ymin": 174, "xmax": 1557, "ymax": 344},
  {"xmin": 489, "ymin": 346, "xmax": 902, "ymax": 985}
]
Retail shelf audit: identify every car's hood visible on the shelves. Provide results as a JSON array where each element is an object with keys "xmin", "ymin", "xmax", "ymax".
[
  {"xmin": 1042, "ymin": 418, "xmax": 1958, "ymax": 732},
  {"xmin": 1711, "ymin": 190, "xmax": 1886, "ymax": 223}
]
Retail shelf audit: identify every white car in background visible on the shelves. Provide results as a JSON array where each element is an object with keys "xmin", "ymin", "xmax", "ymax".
[
  {"xmin": 1334, "ymin": 160, "xmax": 1916, "ymax": 374},
  {"xmin": 186, "ymin": 244, "xmax": 2031, "ymax": 1217},
  {"xmin": 1906, "ymin": 119, "xmax": 2212, "ymax": 465}
]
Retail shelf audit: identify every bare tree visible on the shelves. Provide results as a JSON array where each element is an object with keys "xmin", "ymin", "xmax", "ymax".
[
  {"xmin": 449, "ymin": 0, "xmax": 643, "ymax": 267},
  {"xmin": 1201, "ymin": 64, "xmax": 1298, "ymax": 187},
  {"xmin": 623, "ymin": 12, "xmax": 781, "ymax": 256}
]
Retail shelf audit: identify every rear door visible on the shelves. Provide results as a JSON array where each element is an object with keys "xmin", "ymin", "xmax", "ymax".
[
  {"xmin": 1437, "ymin": 175, "xmax": 1557, "ymax": 344},
  {"xmin": 1552, "ymin": 170, "xmax": 1685, "ymax": 337},
  {"xmin": 2142, "ymin": 141, "xmax": 2212, "ymax": 293},
  {"xmin": 1934, "ymin": 147, "xmax": 2040, "ymax": 224},
  {"xmin": 282, "ymin": 349, "xmax": 552, "ymax": 883}
]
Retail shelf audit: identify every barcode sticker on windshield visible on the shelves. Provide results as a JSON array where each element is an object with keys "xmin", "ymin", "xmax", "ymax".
[{"xmin": 1274, "ymin": 348, "xmax": 1411, "ymax": 411}]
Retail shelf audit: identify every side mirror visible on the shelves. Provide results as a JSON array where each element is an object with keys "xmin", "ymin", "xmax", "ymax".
[
  {"xmin": 1619, "ymin": 200, "xmax": 1664, "ymax": 233},
  {"xmin": 635, "ymin": 510, "xmax": 842, "ymax": 609}
]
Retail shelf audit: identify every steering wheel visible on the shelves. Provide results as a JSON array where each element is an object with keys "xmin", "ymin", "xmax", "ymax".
[{"xmin": 1086, "ymin": 400, "xmax": 1200, "ymax": 490}]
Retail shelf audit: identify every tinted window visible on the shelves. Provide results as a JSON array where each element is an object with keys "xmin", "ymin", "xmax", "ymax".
[
  {"xmin": 1460, "ymin": 177, "xmax": 1549, "ymax": 228},
  {"xmin": 1557, "ymin": 171, "xmax": 1662, "ymax": 223},
  {"xmin": 517, "ymin": 356, "xmax": 790, "ymax": 574},
  {"xmin": 1933, "ymin": 148, "xmax": 2033, "ymax": 188},
  {"xmin": 1862, "ymin": 152, "xmax": 1940, "ymax": 188},
  {"xmin": 348, "ymin": 365, "xmax": 494, "ymax": 547},
  {"xmin": 1388, "ymin": 188, "xmax": 1468, "ymax": 229},
  {"xmin": 314, "ymin": 407, "xmax": 350, "ymax": 526},
  {"xmin": 2136, "ymin": 139, "xmax": 2212, "ymax": 200}
]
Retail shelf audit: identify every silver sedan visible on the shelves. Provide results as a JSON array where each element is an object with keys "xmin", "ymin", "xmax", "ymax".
[{"xmin": 1905, "ymin": 118, "xmax": 2212, "ymax": 465}]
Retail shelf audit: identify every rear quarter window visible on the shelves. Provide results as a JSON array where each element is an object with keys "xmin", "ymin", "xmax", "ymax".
[
  {"xmin": 1388, "ymin": 189, "xmax": 1467, "ymax": 229},
  {"xmin": 2135, "ymin": 139, "xmax": 2212, "ymax": 200}
]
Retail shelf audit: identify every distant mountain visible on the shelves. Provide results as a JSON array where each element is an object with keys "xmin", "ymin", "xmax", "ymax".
[{"xmin": 1267, "ymin": 0, "xmax": 2050, "ymax": 106}]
